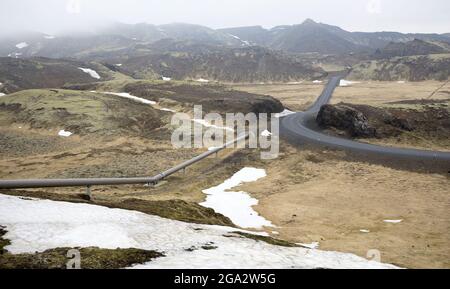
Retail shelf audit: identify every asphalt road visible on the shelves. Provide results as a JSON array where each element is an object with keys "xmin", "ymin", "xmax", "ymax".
[{"xmin": 280, "ymin": 76, "xmax": 450, "ymax": 163}]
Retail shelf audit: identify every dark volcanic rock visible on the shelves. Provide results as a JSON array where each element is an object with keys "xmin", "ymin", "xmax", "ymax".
[{"xmin": 317, "ymin": 104, "xmax": 376, "ymax": 137}]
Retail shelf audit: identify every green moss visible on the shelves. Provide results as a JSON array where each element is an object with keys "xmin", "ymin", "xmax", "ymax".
[
  {"xmin": 0, "ymin": 247, "xmax": 163, "ymax": 269},
  {"xmin": 100, "ymin": 198, "xmax": 235, "ymax": 227},
  {"xmin": 0, "ymin": 227, "xmax": 11, "ymax": 255}
]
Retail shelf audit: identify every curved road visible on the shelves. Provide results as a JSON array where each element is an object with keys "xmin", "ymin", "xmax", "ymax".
[{"xmin": 280, "ymin": 76, "xmax": 450, "ymax": 163}]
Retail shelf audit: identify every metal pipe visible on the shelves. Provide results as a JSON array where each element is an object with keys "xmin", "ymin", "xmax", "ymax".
[{"xmin": 0, "ymin": 134, "xmax": 248, "ymax": 190}]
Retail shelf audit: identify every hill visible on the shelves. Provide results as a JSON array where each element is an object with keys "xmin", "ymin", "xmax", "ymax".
[
  {"xmin": 374, "ymin": 39, "xmax": 448, "ymax": 58},
  {"xmin": 115, "ymin": 40, "xmax": 325, "ymax": 82},
  {"xmin": 0, "ymin": 89, "xmax": 166, "ymax": 137},
  {"xmin": 0, "ymin": 57, "xmax": 114, "ymax": 94},
  {"xmin": 348, "ymin": 54, "xmax": 450, "ymax": 81}
]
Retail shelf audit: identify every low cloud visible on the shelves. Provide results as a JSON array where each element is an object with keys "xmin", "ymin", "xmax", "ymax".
[
  {"xmin": 66, "ymin": 0, "xmax": 81, "ymax": 14},
  {"xmin": 366, "ymin": 0, "xmax": 382, "ymax": 14}
]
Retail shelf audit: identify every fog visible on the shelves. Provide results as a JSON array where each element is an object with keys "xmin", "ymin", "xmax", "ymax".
[{"xmin": 1, "ymin": 0, "xmax": 449, "ymax": 36}]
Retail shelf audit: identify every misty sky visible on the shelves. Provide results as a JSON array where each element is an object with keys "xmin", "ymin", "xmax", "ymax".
[{"xmin": 1, "ymin": 0, "xmax": 449, "ymax": 35}]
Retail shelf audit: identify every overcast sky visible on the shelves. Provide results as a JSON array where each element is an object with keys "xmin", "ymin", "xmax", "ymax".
[{"xmin": 1, "ymin": 0, "xmax": 449, "ymax": 35}]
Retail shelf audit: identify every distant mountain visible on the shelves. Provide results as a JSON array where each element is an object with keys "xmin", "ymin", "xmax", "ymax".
[
  {"xmin": 218, "ymin": 26, "xmax": 272, "ymax": 46},
  {"xmin": 2, "ymin": 20, "xmax": 449, "ymax": 59},
  {"xmin": 220, "ymin": 19, "xmax": 450, "ymax": 55},
  {"xmin": 116, "ymin": 39, "xmax": 326, "ymax": 82},
  {"xmin": 101, "ymin": 22, "xmax": 244, "ymax": 46},
  {"xmin": 0, "ymin": 57, "xmax": 112, "ymax": 93},
  {"xmin": 374, "ymin": 39, "xmax": 448, "ymax": 59},
  {"xmin": 1, "ymin": 21, "xmax": 449, "ymax": 84}
]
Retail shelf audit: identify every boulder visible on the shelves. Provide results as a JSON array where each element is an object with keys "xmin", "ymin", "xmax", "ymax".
[{"xmin": 317, "ymin": 104, "xmax": 376, "ymax": 137}]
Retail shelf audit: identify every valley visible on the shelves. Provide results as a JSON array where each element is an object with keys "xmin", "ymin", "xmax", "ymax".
[{"xmin": 0, "ymin": 16, "xmax": 449, "ymax": 270}]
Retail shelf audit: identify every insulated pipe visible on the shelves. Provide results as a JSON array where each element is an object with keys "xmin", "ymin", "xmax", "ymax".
[{"xmin": 0, "ymin": 134, "xmax": 249, "ymax": 189}]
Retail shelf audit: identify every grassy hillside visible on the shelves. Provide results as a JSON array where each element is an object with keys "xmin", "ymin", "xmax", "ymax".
[
  {"xmin": 0, "ymin": 57, "xmax": 116, "ymax": 94},
  {"xmin": 348, "ymin": 54, "xmax": 450, "ymax": 81},
  {"xmin": 0, "ymin": 89, "xmax": 168, "ymax": 137}
]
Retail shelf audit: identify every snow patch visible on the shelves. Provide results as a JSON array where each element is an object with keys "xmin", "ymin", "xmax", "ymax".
[
  {"xmin": 78, "ymin": 68, "xmax": 101, "ymax": 79},
  {"xmin": 0, "ymin": 93, "xmax": 6, "ymax": 97},
  {"xmin": 15, "ymin": 42, "xmax": 29, "ymax": 49},
  {"xmin": 0, "ymin": 194, "xmax": 398, "ymax": 269},
  {"xmin": 397, "ymin": 81, "xmax": 406, "ymax": 84},
  {"xmin": 192, "ymin": 119, "xmax": 235, "ymax": 132},
  {"xmin": 44, "ymin": 35, "xmax": 56, "ymax": 40},
  {"xmin": 200, "ymin": 168, "xmax": 273, "ymax": 229},
  {"xmin": 274, "ymin": 109, "xmax": 295, "ymax": 118},
  {"xmin": 228, "ymin": 34, "xmax": 250, "ymax": 46},
  {"xmin": 360, "ymin": 229, "xmax": 370, "ymax": 233},
  {"xmin": 115, "ymin": 64, "xmax": 123, "ymax": 67},
  {"xmin": 102, "ymin": 92, "xmax": 156, "ymax": 105},
  {"xmin": 339, "ymin": 79, "xmax": 360, "ymax": 87},
  {"xmin": 162, "ymin": 76, "xmax": 171, "ymax": 81},
  {"xmin": 160, "ymin": 108, "xmax": 176, "ymax": 113},
  {"xmin": 196, "ymin": 78, "xmax": 210, "ymax": 83},
  {"xmin": 312, "ymin": 80, "xmax": 323, "ymax": 84},
  {"xmin": 384, "ymin": 219, "xmax": 403, "ymax": 224},
  {"xmin": 298, "ymin": 242, "xmax": 320, "ymax": 250},
  {"xmin": 58, "ymin": 130, "xmax": 73, "ymax": 137}
]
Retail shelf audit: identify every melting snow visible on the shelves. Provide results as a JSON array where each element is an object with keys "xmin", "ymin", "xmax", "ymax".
[
  {"xmin": 162, "ymin": 76, "xmax": 171, "ymax": 81},
  {"xmin": 0, "ymin": 194, "xmax": 397, "ymax": 269},
  {"xmin": 228, "ymin": 34, "xmax": 250, "ymax": 46},
  {"xmin": 58, "ymin": 130, "xmax": 73, "ymax": 137},
  {"xmin": 15, "ymin": 42, "xmax": 29, "ymax": 49},
  {"xmin": 93, "ymin": 91, "xmax": 177, "ymax": 113},
  {"xmin": 160, "ymin": 108, "xmax": 176, "ymax": 113},
  {"xmin": 192, "ymin": 119, "xmax": 235, "ymax": 132},
  {"xmin": 102, "ymin": 92, "xmax": 156, "ymax": 105},
  {"xmin": 274, "ymin": 109, "xmax": 295, "ymax": 118},
  {"xmin": 339, "ymin": 79, "xmax": 360, "ymax": 87},
  {"xmin": 196, "ymin": 78, "xmax": 210, "ymax": 83},
  {"xmin": 298, "ymin": 242, "xmax": 320, "ymax": 250},
  {"xmin": 78, "ymin": 68, "xmax": 101, "ymax": 79},
  {"xmin": 0, "ymin": 93, "xmax": 6, "ymax": 97},
  {"xmin": 200, "ymin": 168, "xmax": 273, "ymax": 229},
  {"xmin": 384, "ymin": 219, "xmax": 403, "ymax": 224}
]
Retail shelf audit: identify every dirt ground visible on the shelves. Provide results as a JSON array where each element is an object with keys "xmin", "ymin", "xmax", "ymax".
[
  {"xmin": 332, "ymin": 81, "xmax": 450, "ymax": 106},
  {"xmin": 234, "ymin": 81, "xmax": 450, "ymax": 110},
  {"xmin": 233, "ymin": 82, "xmax": 325, "ymax": 111},
  {"xmin": 238, "ymin": 144, "xmax": 450, "ymax": 269}
]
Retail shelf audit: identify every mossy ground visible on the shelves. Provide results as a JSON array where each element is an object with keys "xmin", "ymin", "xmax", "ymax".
[{"xmin": 0, "ymin": 245, "xmax": 163, "ymax": 269}]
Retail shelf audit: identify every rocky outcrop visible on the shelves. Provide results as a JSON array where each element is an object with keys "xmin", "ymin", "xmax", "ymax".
[{"xmin": 317, "ymin": 104, "xmax": 376, "ymax": 137}]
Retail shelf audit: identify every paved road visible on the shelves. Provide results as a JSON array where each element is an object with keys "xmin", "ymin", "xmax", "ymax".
[{"xmin": 280, "ymin": 76, "xmax": 450, "ymax": 163}]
